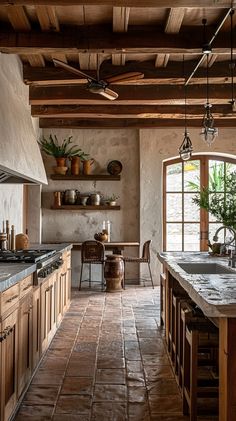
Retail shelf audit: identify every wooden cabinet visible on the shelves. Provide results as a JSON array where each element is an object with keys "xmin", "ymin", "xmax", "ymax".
[
  {"xmin": 32, "ymin": 286, "xmax": 41, "ymax": 369},
  {"xmin": 0, "ymin": 306, "xmax": 19, "ymax": 421},
  {"xmin": 18, "ymin": 293, "xmax": 33, "ymax": 396}
]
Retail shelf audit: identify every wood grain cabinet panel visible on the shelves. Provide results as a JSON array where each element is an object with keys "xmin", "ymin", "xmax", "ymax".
[
  {"xmin": 32, "ymin": 286, "xmax": 41, "ymax": 370},
  {"xmin": 0, "ymin": 307, "xmax": 19, "ymax": 421},
  {"xmin": 18, "ymin": 293, "xmax": 33, "ymax": 397}
]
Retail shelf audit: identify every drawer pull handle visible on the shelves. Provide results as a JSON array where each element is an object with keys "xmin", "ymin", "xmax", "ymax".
[
  {"xmin": 6, "ymin": 294, "xmax": 19, "ymax": 303},
  {"xmin": 23, "ymin": 284, "xmax": 32, "ymax": 291}
]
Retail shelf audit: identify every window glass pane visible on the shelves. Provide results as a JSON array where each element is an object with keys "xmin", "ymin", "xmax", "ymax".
[
  {"xmin": 226, "ymin": 162, "xmax": 236, "ymax": 177},
  {"xmin": 166, "ymin": 223, "xmax": 182, "ymax": 251},
  {"xmin": 208, "ymin": 223, "xmax": 224, "ymax": 244},
  {"xmin": 184, "ymin": 193, "xmax": 200, "ymax": 222},
  {"xmin": 166, "ymin": 193, "xmax": 182, "ymax": 222},
  {"xmin": 208, "ymin": 193, "xmax": 224, "ymax": 222},
  {"xmin": 166, "ymin": 162, "xmax": 182, "ymax": 192},
  {"xmin": 184, "ymin": 224, "xmax": 200, "ymax": 251},
  {"xmin": 184, "ymin": 160, "xmax": 200, "ymax": 192},
  {"xmin": 209, "ymin": 160, "xmax": 225, "ymax": 192}
]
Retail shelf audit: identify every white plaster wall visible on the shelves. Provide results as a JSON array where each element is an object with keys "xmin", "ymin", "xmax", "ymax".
[
  {"xmin": 41, "ymin": 128, "xmax": 140, "ymax": 286},
  {"xmin": 140, "ymin": 127, "xmax": 236, "ymax": 285},
  {"xmin": 0, "ymin": 185, "xmax": 23, "ymax": 235},
  {"xmin": 0, "ymin": 54, "xmax": 47, "ymax": 184}
]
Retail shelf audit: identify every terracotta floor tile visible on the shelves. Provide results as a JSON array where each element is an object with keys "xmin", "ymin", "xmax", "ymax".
[
  {"xmin": 55, "ymin": 395, "xmax": 91, "ymax": 414},
  {"xmin": 95, "ymin": 368, "xmax": 126, "ymax": 384},
  {"xmin": 93, "ymin": 384, "xmax": 127, "ymax": 401},
  {"xmin": 23, "ymin": 385, "xmax": 59, "ymax": 404},
  {"xmin": 16, "ymin": 404, "xmax": 54, "ymax": 417},
  {"xmin": 61, "ymin": 377, "xmax": 94, "ymax": 395},
  {"xmin": 128, "ymin": 386, "xmax": 148, "ymax": 403},
  {"xmin": 91, "ymin": 402, "xmax": 127, "ymax": 421},
  {"xmin": 144, "ymin": 365, "xmax": 174, "ymax": 382},
  {"xmin": 149, "ymin": 395, "xmax": 183, "ymax": 414},
  {"xmin": 16, "ymin": 287, "xmax": 194, "ymax": 421}
]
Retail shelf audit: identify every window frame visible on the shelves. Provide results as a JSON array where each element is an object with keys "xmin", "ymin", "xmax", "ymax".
[{"xmin": 163, "ymin": 155, "xmax": 236, "ymax": 252}]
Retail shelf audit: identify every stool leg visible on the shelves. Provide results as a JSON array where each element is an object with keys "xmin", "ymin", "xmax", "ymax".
[
  {"xmin": 148, "ymin": 262, "xmax": 154, "ymax": 289},
  {"xmin": 183, "ymin": 328, "xmax": 190, "ymax": 415},
  {"xmin": 79, "ymin": 262, "xmax": 83, "ymax": 290}
]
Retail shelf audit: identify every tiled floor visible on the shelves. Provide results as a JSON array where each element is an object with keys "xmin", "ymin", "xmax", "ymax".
[{"xmin": 15, "ymin": 287, "xmax": 218, "ymax": 421}]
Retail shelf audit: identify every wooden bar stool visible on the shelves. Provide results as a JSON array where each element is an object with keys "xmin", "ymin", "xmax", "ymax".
[{"xmin": 181, "ymin": 305, "xmax": 219, "ymax": 421}]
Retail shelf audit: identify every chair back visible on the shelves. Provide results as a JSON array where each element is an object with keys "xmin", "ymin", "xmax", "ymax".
[
  {"xmin": 141, "ymin": 240, "xmax": 151, "ymax": 262},
  {"xmin": 81, "ymin": 240, "xmax": 105, "ymax": 263}
]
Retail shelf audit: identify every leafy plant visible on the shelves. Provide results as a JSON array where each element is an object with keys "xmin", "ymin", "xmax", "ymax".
[
  {"xmin": 105, "ymin": 194, "xmax": 119, "ymax": 202},
  {"xmin": 191, "ymin": 169, "xmax": 236, "ymax": 229},
  {"xmin": 38, "ymin": 134, "xmax": 84, "ymax": 158}
]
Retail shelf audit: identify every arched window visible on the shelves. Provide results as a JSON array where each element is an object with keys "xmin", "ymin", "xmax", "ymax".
[{"xmin": 163, "ymin": 155, "xmax": 236, "ymax": 251}]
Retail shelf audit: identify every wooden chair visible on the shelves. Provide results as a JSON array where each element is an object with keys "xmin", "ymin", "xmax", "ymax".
[
  {"xmin": 123, "ymin": 240, "xmax": 154, "ymax": 289},
  {"xmin": 79, "ymin": 240, "xmax": 105, "ymax": 290}
]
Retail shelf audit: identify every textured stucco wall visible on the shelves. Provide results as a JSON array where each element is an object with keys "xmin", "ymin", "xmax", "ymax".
[
  {"xmin": 0, "ymin": 54, "xmax": 46, "ymax": 184},
  {"xmin": 140, "ymin": 127, "xmax": 236, "ymax": 284},
  {"xmin": 41, "ymin": 128, "xmax": 139, "ymax": 286},
  {"xmin": 0, "ymin": 185, "xmax": 23, "ymax": 235}
]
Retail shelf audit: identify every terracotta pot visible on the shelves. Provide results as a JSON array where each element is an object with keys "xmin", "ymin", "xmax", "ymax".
[
  {"xmin": 55, "ymin": 157, "xmax": 67, "ymax": 167},
  {"xmin": 82, "ymin": 159, "xmax": 95, "ymax": 175},
  {"xmin": 71, "ymin": 156, "xmax": 80, "ymax": 175},
  {"xmin": 104, "ymin": 254, "xmax": 124, "ymax": 292}
]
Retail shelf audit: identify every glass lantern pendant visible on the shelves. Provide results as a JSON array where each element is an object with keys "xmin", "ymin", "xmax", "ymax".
[
  {"xmin": 201, "ymin": 103, "xmax": 218, "ymax": 146},
  {"xmin": 179, "ymin": 129, "xmax": 193, "ymax": 161}
]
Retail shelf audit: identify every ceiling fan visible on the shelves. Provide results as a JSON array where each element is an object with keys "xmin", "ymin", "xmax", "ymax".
[{"xmin": 53, "ymin": 58, "xmax": 144, "ymax": 100}]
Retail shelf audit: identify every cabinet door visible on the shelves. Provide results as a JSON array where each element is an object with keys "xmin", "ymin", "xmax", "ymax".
[
  {"xmin": 40, "ymin": 279, "xmax": 50, "ymax": 354},
  {"xmin": 66, "ymin": 252, "xmax": 72, "ymax": 306},
  {"xmin": 0, "ymin": 307, "xmax": 19, "ymax": 421},
  {"xmin": 18, "ymin": 293, "xmax": 33, "ymax": 396},
  {"xmin": 47, "ymin": 273, "xmax": 57, "ymax": 344},
  {"xmin": 32, "ymin": 286, "xmax": 41, "ymax": 370}
]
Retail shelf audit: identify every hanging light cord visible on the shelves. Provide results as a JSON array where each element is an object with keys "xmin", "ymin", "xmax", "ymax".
[
  {"xmin": 206, "ymin": 53, "xmax": 209, "ymax": 106},
  {"xmin": 230, "ymin": 9, "xmax": 235, "ymax": 105},
  {"xmin": 183, "ymin": 55, "xmax": 187, "ymax": 131}
]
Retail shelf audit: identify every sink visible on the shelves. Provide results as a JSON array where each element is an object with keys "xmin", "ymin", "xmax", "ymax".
[{"xmin": 177, "ymin": 262, "xmax": 236, "ymax": 275}]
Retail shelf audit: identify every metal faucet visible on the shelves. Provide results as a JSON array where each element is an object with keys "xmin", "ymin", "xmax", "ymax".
[{"xmin": 213, "ymin": 225, "xmax": 236, "ymax": 267}]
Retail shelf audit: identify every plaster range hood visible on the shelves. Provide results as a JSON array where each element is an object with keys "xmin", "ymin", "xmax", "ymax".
[{"xmin": 0, "ymin": 167, "xmax": 40, "ymax": 184}]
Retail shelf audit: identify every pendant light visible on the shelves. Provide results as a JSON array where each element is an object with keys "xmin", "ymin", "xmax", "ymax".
[
  {"xmin": 179, "ymin": 57, "xmax": 193, "ymax": 161},
  {"xmin": 229, "ymin": 10, "xmax": 235, "ymax": 111},
  {"xmin": 200, "ymin": 20, "xmax": 218, "ymax": 146}
]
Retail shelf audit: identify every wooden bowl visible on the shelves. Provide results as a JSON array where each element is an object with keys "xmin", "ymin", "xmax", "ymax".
[{"xmin": 53, "ymin": 166, "xmax": 68, "ymax": 175}]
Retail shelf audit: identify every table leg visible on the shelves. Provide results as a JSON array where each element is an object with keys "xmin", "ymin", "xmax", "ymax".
[{"xmin": 219, "ymin": 318, "xmax": 236, "ymax": 421}]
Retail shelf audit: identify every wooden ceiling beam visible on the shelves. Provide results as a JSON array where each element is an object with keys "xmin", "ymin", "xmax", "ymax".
[
  {"xmin": 23, "ymin": 61, "xmax": 234, "ymax": 86},
  {"xmin": 113, "ymin": 7, "xmax": 130, "ymax": 32},
  {"xmin": 39, "ymin": 117, "xmax": 236, "ymax": 129},
  {"xmin": 31, "ymin": 104, "xmax": 235, "ymax": 118},
  {"xmin": 2, "ymin": 1, "xmax": 235, "ymax": 8},
  {"xmin": 155, "ymin": 54, "xmax": 169, "ymax": 68},
  {"xmin": 7, "ymin": 5, "xmax": 31, "ymax": 31},
  {"xmin": 165, "ymin": 8, "xmax": 185, "ymax": 34},
  {"xmin": 36, "ymin": 6, "xmax": 59, "ymax": 32},
  {"xmin": 29, "ymin": 84, "xmax": 235, "ymax": 105},
  {"xmin": 0, "ymin": 25, "xmax": 234, "ymax": 55},
  {"xmin": 27, "ymin": 54, "xmax": 45, "ymax": 67}
]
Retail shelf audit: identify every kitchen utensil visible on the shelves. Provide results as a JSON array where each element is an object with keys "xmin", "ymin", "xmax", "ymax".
[
  {"xmin": 83, "ymin": 159, "xmax": 95, "ymax": 175},
  {"xmin": 80, "ymin": 196, "xmax": 89, "ymax": 206},
  {"xmin": 64, "ymin": 190, "xmax": 76, "ymax": 204},
  {"xmin": 90, "ymin": 193, "xmax": 101, "ymax": 206}
]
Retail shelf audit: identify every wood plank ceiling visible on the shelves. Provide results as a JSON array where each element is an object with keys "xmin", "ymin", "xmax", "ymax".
[{"xmin": 1, "ymin": 0, "xmax": 236, "ymax": 128}]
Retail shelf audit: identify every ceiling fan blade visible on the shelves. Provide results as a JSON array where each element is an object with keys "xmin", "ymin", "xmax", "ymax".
[
  {"xmin": 105, "ymin": 72, "xmax": 144, "ymax": 83},
  {"xmin": 88, "ymin": 84, "xmax": 118, "ymax": 100},
  {"xmin": 53, "ymin": 59, "xmax": 98, "ymax": 83}
]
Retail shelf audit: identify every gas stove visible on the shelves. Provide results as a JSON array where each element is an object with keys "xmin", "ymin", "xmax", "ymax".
[
  {"xmin": 0, "ymin": 249, "xmax": 57, "ymax": 263},
  {"xmin": 0, "ymin": 249, "xmax": 63, "ymax": 285}
]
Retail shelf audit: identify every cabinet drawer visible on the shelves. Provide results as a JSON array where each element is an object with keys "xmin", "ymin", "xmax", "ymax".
[
  {"xmin": 0, "ymin": 283, "xmax": 20, "ymax": 317},
  {"xmin": 20, "ymin": 275, "xmax": 33, "ymax": 299}
]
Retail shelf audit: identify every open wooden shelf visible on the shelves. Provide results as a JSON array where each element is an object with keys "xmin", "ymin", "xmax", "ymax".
[
  {"xmin": 51, "ymin": 205, "xmax": 120, "ymax": 211},
  {"xmin": 50, "ymin": 174, "xmax": 121, "ymax": 181}
]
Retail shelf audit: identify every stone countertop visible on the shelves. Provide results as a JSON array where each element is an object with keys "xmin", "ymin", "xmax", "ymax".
[
  {"xmin": 157, "ymin": 252, "xmax": 236, "ymax": 318},
  {"xmin": 0, "ymin": 243, "xmax": 72, "ymax": 293}
]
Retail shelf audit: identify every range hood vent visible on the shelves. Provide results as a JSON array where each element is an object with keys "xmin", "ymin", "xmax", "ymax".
[{"xmin": 0, "ymin": 169, "xmax": 37, "ymax": 184}]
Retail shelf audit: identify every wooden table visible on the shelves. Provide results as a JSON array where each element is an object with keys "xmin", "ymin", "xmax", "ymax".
[{"xmin": 72, "ymin": 242, "xmax": 140, "ymax": 254}]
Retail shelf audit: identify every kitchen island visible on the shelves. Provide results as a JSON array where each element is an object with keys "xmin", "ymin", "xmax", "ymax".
[
  {"xmin": 158, "ymin": 252, "xmax": 236, "ymax": 421},
  {"xmin": 0, "ymin": 244, "xmax": 72, "ymax": 421}
]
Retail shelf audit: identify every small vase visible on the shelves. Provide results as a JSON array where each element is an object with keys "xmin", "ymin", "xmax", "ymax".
[
  {"xmin": 71, "ymin": 156, "xmax": 80, "ymax": 175},
  {"xmin": 83, "ymin": 159, "xmax": 95, "ymax": 175},
  {"xmin": 55, "ymin": 157, "xmax": 66, "ymax": 167}
]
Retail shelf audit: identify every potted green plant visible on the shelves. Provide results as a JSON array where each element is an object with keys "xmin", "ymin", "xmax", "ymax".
[
  {"xmin": 190, "ymin": 168, "xmax": 236, "ymax": 229},
  {"xmin": 38, "ymin": 134, "xmax": 84, "ymax": 168},
  {"xmin": 105, "ymin": 194, "xmax": 119, "ymax": 206}
]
